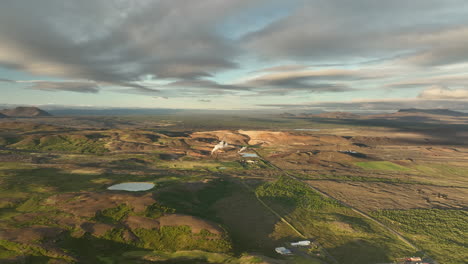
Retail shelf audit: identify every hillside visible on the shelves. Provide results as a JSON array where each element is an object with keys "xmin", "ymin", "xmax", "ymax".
[
  {"xmin": 308, "ymin": 111, "xmax": 361, "ymax": 119},
  {"xmin": 0, "ymin": 106, "xmax": 51, "ymax": 117},
  {"xmin": 398, "ymin": 108, "xmax": 468, "ymax": 117},
  {"xmin": 363, "ymin": 108, "xmax": 468, "ymax": 124}
]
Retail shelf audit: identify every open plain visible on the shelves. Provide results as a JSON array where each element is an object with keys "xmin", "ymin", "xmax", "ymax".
[{"xmin": 0, "ymin": 111, "xmax": 467, "ymax": 264}]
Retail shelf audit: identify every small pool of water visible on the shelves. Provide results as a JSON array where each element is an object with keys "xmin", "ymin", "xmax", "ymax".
[
  {"xmin": 107, "ymin": 182, "xmax": 155, "ymax": 191},
  {"xmin": 293, "ymin": 128, "xmax": 321, "ymax": 131},
  {"xmin": 240, "ymin": 153, "xmax": 259, "ymax": 158}
]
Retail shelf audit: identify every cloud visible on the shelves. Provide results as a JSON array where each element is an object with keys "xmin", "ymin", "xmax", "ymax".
[
  {"xmin": 253, "ymin": 83, "xmax": 351, "ymax": 95},
  {"xmin": 165, "ymin": 79, "xmax": 250, "ymax": 91},
  {"xmin": 418, "ymin": 86, "xmax": 468, "ymax": 100},
  {"xmin": 244, "ymin": 0, "xmax": 468, "ymax": 66},
  {"xmin": 252, "ymin": 64, "xmax": 310, "ymax": 73},
  {"xmin": 245, "ymin": 69, "xmax": 373, "ymax": 84},
  {"xmin": 238, "ymin": 68, "xmax": 381, "ymax": 94},
  {"xmin": 259, "ymin": 98, "xmax": 468, "ymax": 112},
  {"xmin": 0, "ymin": 0, "xmax": 260, "ymax": 93},
  {"xmin": 0, "ymin": 78, "xmax": 102, "ymax": 93},
  {"xmin": 398, "ymin": 27, "xmax": 468, "ymax": 66},
  {"xmin": 28, "ymin": 81, "xmax": 100, "ymax": 93},
  {"xmin": 198, "ymin": 99, "xmax": 211, "ymax": 102},
  {"xmin": 387, "ymin": 74, "xmax": 468, "ymax": 89},
  {"xmin": 1, "ymin": 0, "xmax": 468, "ymax": 103}
]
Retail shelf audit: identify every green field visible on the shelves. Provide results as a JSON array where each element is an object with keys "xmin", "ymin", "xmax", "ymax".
[
  {"xmin": 372, "ymin": 209, "xmax": 468, "ymax": 264},
  {"xmin": 256, "ymin": 176, "xmax": 415, "ymax": 264},
  {"xmin": 9, "ymin": 134, "xmax": 109, "ymax": 154},
  {"xmin": 355, "ymin": 161, "xmax": 410, "ymax": 171}
]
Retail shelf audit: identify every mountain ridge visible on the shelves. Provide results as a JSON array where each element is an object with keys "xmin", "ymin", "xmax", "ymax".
[{"xmin": 0, "ymin": 106, "xmax": 52, "ymax": 117}]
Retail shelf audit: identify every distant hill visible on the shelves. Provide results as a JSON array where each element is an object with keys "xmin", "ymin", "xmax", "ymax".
[
  {"xmin": 0, "ymin": 106, "xmax": 51, "ymax": 117},
  {"xmin": 279, "ymin": 112, "xmax": 296, "ymax": 117},
  {"xmin": 398, "ymin": 108, "xmax": 468, "ymax": 117},
  {"xmin": 0, "ymin": 113, "xmax": 6, "ymax": 118},
  {"xmin": 310, "ymin": 111, "xmax": 361, "ymax": 119}
]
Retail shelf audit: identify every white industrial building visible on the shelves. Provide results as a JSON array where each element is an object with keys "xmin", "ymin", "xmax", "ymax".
[
  {"xmin": 275, "ymin": 247, "xmax": 292, "ymax": 255},
  {"xmin": 291, "ymin": 240, "xmax": 311, "ymax": 247}
]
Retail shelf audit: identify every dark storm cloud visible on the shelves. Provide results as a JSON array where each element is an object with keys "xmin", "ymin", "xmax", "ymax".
[
  {"xmin": 244, "ymin": 0, "xmax": 468, "ymax": 66},
  {"xmin": 0, "ymin": 0, "xmax": 258, "ymax": 93}
]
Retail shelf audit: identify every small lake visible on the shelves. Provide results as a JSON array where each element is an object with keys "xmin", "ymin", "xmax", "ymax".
[
  {"xmin": 293, "ymin": 129, "xmax": 321, "ymax": 131},
  {"xmin": 240, "ymin": 153, "xmax": 259, "ymax": 158},
  {"xmin": 107, "ymin": 182, "xmax": 155, "ymax": 191}
]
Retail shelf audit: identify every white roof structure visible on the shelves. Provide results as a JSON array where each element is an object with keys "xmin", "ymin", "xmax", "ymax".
[
  {"xmin": 291, "ymin": 240, "xmax": 311, "ymax": 247},
  {"xmin": 211, "ymin": 141, "xmax": 229, "ymax": 155},
  {"xmin": 238, "ymin": 146, "xmax": 247, "ymax": 153},
  {"xmin": 275, "ymin": 247, "xmax": 292, "ymax": 255}
]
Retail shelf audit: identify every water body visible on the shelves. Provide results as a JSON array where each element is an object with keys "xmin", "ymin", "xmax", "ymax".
[
  {"xmin": 240, "ymin": 153, "xmax": 259, "ymax": 158},
  {"xmin": 293, "ymin": 129, "xmax": 321, "ymax": 131},
  {"xmin": 107, "ymin": 182, "xmax": 155, "ymax": 191}
]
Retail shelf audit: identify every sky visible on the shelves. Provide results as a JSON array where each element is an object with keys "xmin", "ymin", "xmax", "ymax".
[{"xmin": 1, "ymin": 0, "xmax": 468, "ymax": 112}]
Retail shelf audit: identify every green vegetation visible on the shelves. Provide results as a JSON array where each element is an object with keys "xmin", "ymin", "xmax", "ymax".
[
  {"xmin": 355, "ymin": 161, "xmax": 410, "ymax": 171},
  {"xmin": 256, "ymin": 176, "xmax": 341, "ymax": 210},
  {"xmin": 255, "ymin": 176, "xmax": 415, "ymax": 264},
  {"xmin": 95, "ymin": 204, "xmax": 133, "ymax": 223},
  {"xmin": 410, "ymin": 163, "xmax": 468, "ymax": 186},
  {"xmin": 0, "ymin": 136, "xmax": 20, "ymax": 146},
  {"xmin": 0, "ymin": 239, "xmax": 75, "ymax": 262},
  {"xmin": 157, "ymin": 160, "xmax": 222, "ymax": 170},
  {"xmin": 296, "ymin": 173, "xmax": 419, "ymax": 184},
  {"xmin": 373, "ymin": 209, "xmax": 468, "ymax": 264},
  {"xmin": 157, "ymin": 179, "xmax": 233, "ymax": 220},
  {"xmin": 58, "ymin": 233, "xmax": 141, "ymax": 263},
  {"xmin": 144, "ymin": 202, "xmax": 176, "ymax": 218},
  {"xmin": 1, "ymin": 116, "xmax": 466, "ymax": 263},
  {"xmin": 0, "ymin": 165, "xmax": 160, "ymax": 195},
  {"xmin": 11, "ymin": 135, "xmax": 108, "ymax": 154},
  {"xmin": 412, "ymin": 163, "xmax": 468, "ymax": 176},
  {"xmin": 123, "ymin": 250, "xmax": 287, "ymax": 264},
  {"xmin": 135, "ymin": 226, "xmax": 232, "ymax": 253}
]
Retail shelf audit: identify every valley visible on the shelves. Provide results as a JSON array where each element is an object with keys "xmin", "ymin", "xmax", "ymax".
[{"xmin": 0, "ymin": 112, "xmax": 466, "ymax": 264}]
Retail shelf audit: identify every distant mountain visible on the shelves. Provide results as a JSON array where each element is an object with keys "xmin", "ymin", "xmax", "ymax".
[
  {"xmin": 1, "ymin": 106, "xmax": 51, "ymax": 117},
  {"xmin": 310, "ymin": 111, "xmax": 361, "ymax": 119},
  {"xmin": 397, "ymin": 108, "xmax": 468, "ymax": 117},
  {"xmin": 279, "ymin": 112, "xmax": 296, "ymax": 117},
  {"xmin": 0, "ymin": 113, "xmax": 6, "ymax": 118}
]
